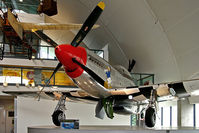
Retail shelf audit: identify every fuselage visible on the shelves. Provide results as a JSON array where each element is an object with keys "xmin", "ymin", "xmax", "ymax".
[{"xmin": 55, "ymin": 44, "xmax": 135, "ymax": 98}]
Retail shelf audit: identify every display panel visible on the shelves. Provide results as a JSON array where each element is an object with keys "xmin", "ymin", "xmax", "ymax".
[
  {"xmin": 0, "ymin": 66, "xmax": 78, "ymax": 86},
  {"xmin": 22, "ymin": 69, "xmax": 34, "ymax": 85},
  {"xmin": 41, "ymin": 70, "xmax": 54, "ymax": 85},
  {"xmin": 1, "ymin": 68, "xmax": 21, "ymax": 83},
  {"xmin": 55, "ymin": 71, "xmax": 75, "ymax": 86}
]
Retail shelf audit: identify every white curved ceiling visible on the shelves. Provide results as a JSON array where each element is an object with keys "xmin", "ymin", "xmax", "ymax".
[{"xmin": 47, "ymin": 0, "xmax": 199, "ymax": 83}]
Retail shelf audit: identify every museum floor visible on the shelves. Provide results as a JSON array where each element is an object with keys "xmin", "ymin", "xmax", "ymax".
[{"xmin": 28, "ymin": 126, "xmax": 199, "ymax": 133}]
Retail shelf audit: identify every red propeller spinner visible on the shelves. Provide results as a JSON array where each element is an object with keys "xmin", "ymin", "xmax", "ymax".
[{"xmin": 55, "ymin": 44, "xmax": 87, "ymax": 78}]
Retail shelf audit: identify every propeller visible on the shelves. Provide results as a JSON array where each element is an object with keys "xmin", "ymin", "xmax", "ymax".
[
  {"xmin": 33, "ymin": 2, "xmax": 105, "ymax": 99},
  {"xmin": 128, "ymin": 59, "xmax": 136, "ymax": 72},
  {"xmin": 71, "ymin": 2, "xmax": 105, "ymax": 47},
  {"xmin": 36, "ymin": 62, "xmax": 62, "ymax": 100},
  {"xmin": 32, "ymin": 30, "xmax": 58, "ymax": 47}
]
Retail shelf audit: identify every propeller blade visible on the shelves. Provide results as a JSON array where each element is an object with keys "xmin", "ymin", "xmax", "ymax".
[
  {"xmin": 46, "ymin": 62, "xmax": 62, "ymax": 85},
  {"xmin": 72, "ymin": 58, "xmax": 105, "ymax": 86},
  {"xmin": 32, "ymin": 30, "xmax": 58, "ymax": 48},
  {"xmin": 71, "ymin": 2, "xmax": 105, "ymax": 47},
  {"xmin": 37, "ymin": 62, "xmax": 62, "ymax": 100},
  {"xmin": 128, "ymin": 59, "xmax": 136, "ymax": 72}
]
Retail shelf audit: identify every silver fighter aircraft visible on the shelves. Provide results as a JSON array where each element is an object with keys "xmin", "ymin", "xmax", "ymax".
[{"xmin": 3, "ymin": 2, "xmax": 199, "ymax": 128}]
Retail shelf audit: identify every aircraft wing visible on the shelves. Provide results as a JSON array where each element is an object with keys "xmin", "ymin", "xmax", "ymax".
[
  {"xmin": 7, "ymin": 8, "xmax": 23, "ymax": 39},
  {"xmin": 20, "ymin": 22, "xmax": 99, "ymax": 31},
  {"xmin": 2, "ymin": 87, "xmax": 98, "ymax": 104},
  {"xmin": 3, "ymin": 78, "xmax": 199, "ymax": 103},
  {"xmin": 7, "ymin": 8, "xmax": 99, "ymax": 39},
  {"xmin": 108, "ymin": 78, "xmax": 199, "ymax": 102}
]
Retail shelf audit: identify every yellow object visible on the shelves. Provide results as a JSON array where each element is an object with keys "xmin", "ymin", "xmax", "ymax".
[
  {"xmin": 21, "ymin": 23, "xmax": 101, "ymax": 31},
  {"xmin": 42, "ymin": 71, "xmax": 54, "ymax": 85},
  {"xmin": 28, "ymin": 80, "xmax": 34, "ymax": 85},
  {"xmin": 3, "ymin": 68, "xmax": 21, "ymax": 77},
  {"xmin": 98, "ymin": 2, "xmax": 105, "ymax": 10},
  {"xmin": 55, "ymin": 71, "xmax": 75, "ymax": 86},
  {"xmin": 104, "ymin": 81, "xmax": 108, "ymax": 89},
  {"xmin": 104, "ymin": 81, "xmax": 112, "ymax": 89},
  {"xmin": 31, "ymin": 29, "xmax": 38, "ymax": 32}
]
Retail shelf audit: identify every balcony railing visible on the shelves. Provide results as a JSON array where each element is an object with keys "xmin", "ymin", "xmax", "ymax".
[
  {"xmin": 0, "ymin": 65, "xmax": 154, "ymax": 88},
  {"xmin": 3, "ymin": 43, "xmax": 104, "ymax": 60},
  {"xmin": 0, "ymin": 66, "xmax": 76, "ymax": 87},
  {"xmin": 131, "ymin": 73, "xmax": 154, "ymax": 86}
]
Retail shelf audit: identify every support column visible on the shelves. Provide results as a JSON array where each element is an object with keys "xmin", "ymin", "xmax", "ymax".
[
  {"xmin": 177, "ymin": 98, "xmax": 193, "ymax": 127},
  {"xmin": 177, "ymin": 100, "xmax": 182, "ymax": 127}
]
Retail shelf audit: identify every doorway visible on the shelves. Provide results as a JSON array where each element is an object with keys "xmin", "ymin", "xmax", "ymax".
[{"xmin": 0, "ymin": 96, "xmax": 14, "ymax": 133}]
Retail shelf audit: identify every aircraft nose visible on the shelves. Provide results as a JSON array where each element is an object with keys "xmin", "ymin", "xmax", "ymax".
[
  {"xmin": 55, "ymin": 44, "xmax": 87, "ymax": 78},
  {"xmin": 55, "ymin": 44, "xmax": 72, "ymax": 61},
  {"xmin": 55, "ymin": 45, "xmax": 61, "ymax": 52},
  {"xmin": 55, "ymin": 44, "xmax": 73, "ymax": 68},
  {"xmin": 55, "ymin": 45, "xmax": 64, "ymax": 57}
]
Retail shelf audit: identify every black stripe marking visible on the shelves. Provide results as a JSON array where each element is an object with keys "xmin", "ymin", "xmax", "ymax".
[
  {"xmin": 132, "ymin": 86, "xmax": 153, "ymax": 99},
  {"xmin": 71, "ymin": 5, "xmax": 103, "ymax": 47}
]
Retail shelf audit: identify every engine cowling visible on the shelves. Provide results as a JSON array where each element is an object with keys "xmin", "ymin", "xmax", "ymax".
[
  {"xmin": 113, "ymin": 105, "xmax": 133, "ymax": 115},
  {"xmin": 112, "ymin": 96, "xmax": 134, "ymax": 115}
]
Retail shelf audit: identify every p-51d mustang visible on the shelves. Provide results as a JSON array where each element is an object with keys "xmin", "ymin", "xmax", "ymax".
[{"xmin": 3, "ymin": 2, "xmax": 199, "ymax": 128}]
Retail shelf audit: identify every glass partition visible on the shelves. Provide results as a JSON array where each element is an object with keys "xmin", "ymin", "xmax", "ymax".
[
  {"xmin": 130, "ymin": 73, "xmax": 155, "ymax": 127},
  {"xmin": 131, "ymin": 73, "xmax": 154, "ymax": 86},
  {"xmin": 39, "ymin": 47, "xmax": 48, "ymax": 59},
  {"xmin": 34, "ymin": 69, "xmax": 42, "ymax": 85},
  {"xmin": 49, "ymin": 47, "xmax": 56, "ymax": 59}
]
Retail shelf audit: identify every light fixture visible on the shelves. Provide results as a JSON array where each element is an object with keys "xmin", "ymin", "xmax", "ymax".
[
  {"xmin": 128, "ymin": 95, "xmax": 133, "ymax": 100},
  {"xmin": 19, "ymin": 0, "xmax": 23, "ymax": 2}
]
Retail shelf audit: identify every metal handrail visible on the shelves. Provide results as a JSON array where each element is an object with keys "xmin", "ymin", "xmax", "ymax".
[
  {"xmin": 0, "ymin": 65, "xmax": 154, "ymax": 87},
  {"xmin": 0, "ymin": 65, "xmax": 75, "ymax": 87},
  {"xmin": 3, "ymin": 44, "xmax": 104, "ymax": 60}
]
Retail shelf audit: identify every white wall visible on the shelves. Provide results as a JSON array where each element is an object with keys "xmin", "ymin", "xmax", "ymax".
[
  {"xmin": 155, "ymin": 101, "xmax": 177, "ymax": 128},
  {"xmin": 180, "ymin": 99, "xmax": 194, "ymax": 127},
  {"xmin": 17, "ymin": 97, "xmax": 130, "ymax": 133}
]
